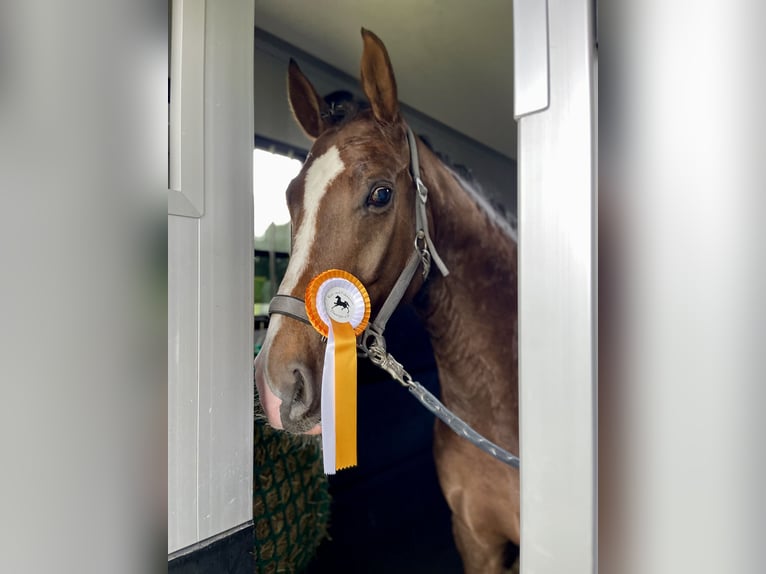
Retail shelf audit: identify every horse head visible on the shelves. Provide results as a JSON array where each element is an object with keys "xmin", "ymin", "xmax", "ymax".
[{"xmin": 255, "ymin": 29, "xmax": 427, "ymax": 434}]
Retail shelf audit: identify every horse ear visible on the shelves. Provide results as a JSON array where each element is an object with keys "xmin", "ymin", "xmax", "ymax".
[
  {"xmin": 360, "ymin": 28, "xmax": 400, "ymax": 125},
  {"xmin": 287, "ymin": 58, "xmax": 329, "ymax": 140}
]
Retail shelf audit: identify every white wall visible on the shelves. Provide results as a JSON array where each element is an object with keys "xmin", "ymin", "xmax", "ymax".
[{"xmin": 168, "ymin": 0, "xmax": 255, "ymax": 554}]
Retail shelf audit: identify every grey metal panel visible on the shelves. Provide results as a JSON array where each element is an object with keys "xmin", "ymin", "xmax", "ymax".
[
  {"xmin": 168, "ymin": 0, "xmax": 254, "ymax": 554},
  {"xmin": 516, "ymin": 0, "xmax": 596, "ymax": 571}
]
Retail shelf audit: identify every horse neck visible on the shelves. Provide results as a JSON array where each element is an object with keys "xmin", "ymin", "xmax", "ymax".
[{"xmin": 413, "ymin": 144, "xmax": 519, "ymax": 440}]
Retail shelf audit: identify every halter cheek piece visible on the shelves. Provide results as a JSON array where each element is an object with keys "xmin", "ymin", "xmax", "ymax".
[{"xmin": 267, "ymin": 126, "xmax": 520, "ymax": 470}]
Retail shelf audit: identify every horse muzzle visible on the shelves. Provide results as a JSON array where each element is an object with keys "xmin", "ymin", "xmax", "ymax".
[{"xmin": 254, "ymin": 352, "xmax": 322, "ymax": 435}]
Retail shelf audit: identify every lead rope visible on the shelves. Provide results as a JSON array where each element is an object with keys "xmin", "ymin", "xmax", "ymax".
[{"xmin": 358, "ymin": 330, "xmax": 520, "ymax": 469}]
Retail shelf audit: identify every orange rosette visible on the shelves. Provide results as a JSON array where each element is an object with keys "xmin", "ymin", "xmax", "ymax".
[
  {"xmin": 305, "ymin": 269, "xmax": 371, "ymax": 337},
  {"xmin": 305, "ymin": 269, "xmax": 371, "ymax": 474}
]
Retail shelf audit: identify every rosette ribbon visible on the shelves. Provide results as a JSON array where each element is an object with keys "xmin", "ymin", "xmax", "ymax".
[{"xmin": 305, "ymin": 270, "xmax": 370, "ymax": 474}]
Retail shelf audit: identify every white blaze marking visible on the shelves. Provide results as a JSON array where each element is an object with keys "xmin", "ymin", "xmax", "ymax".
[
  {"xmin": 279, "ymin": 145, "xmax": 344, "ymax": 294},
  {"xmin": 260, "ymin": 145, "xmax": 345, "ymax": 397}
]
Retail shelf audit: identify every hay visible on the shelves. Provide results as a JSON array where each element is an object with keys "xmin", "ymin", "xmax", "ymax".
[{"xmin": 252, "ymin": 413, "xmax": 330, "ymax": 573}]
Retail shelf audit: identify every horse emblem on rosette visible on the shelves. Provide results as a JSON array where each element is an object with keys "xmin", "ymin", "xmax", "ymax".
[
  {"xmin": 255, "ymin": 29, "xmax": 520, "ymax": 573},
  {"xmin": 331, "ymin": 295, "xmax": 350, "ymax": 314}
]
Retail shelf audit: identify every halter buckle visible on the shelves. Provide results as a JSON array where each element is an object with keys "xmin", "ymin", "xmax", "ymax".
[
  {"xmin": 420, "ymin": 249, "xmax": 432, "ymax": 278},
  {"xmin": 415, "ymin": 177, "xmax": 428, "ymax": 204},
  {"xmin": 414, "ymin": 230, "xmax": 432, "ymax": 278},
  {"xmin": 414, "ymin": 229, "xmax": 426, "ymax": 250}
]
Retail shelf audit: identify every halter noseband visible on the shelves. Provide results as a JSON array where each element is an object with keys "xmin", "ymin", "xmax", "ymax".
[{"xmin": 268, "ymin": 125, "xmax": 449, "ymax": 342}]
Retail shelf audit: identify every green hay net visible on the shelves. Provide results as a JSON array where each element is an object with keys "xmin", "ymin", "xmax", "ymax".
[{"xmin": 252, "ymin": 406, "xmax": 330, "ymax": 573}]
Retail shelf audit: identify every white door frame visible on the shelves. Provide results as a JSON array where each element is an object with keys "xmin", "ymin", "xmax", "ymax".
[
  {"xmin": 515, "ymin": 0, "xmax": 597, "ymax": 571},
  {"xmin": 168, "ymin": 0, "xmax": 255, "ymax": 555}
]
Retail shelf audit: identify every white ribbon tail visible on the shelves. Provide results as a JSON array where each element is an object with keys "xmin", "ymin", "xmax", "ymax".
[{"xmin": 321, "ymin": 325, "xmax": 336, "ymax": 474}]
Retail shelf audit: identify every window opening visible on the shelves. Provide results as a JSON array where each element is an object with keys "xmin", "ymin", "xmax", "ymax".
[{"xmin": 254, "ymin": 141, "xmax": 305, "ymax": 354}]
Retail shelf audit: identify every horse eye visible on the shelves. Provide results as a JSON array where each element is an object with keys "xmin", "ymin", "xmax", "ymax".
[{"xmin": 367, "ymin": 185, "xmax": 392, "ymax": 207}]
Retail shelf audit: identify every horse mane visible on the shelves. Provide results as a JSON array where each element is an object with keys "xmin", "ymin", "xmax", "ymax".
[
  {"xmin": 442, "ymin": 162, "xmax": 518, "ymax": 242},
  {"xmin": 322, "ymin": 90, "xmax": 518, "ymax": 239},
  {"xmin": 418, "ymin": 135, "xmax": 518, "ymax": 240}
]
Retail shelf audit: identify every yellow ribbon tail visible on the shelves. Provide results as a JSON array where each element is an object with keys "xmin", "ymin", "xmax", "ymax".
[{"xmin": 331, "ymin": 319, "xmax": 357, "ymax": 471}]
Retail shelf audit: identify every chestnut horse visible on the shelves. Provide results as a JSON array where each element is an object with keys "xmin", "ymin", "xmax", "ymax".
[{"xmin": 254, "ymin": 29, "xmax": 519, "ymax": 573}]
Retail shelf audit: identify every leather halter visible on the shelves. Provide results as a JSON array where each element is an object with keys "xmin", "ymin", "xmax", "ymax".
[{"xmin": 268, "ymin": 125, "xmax": 449, "ymax": 341}]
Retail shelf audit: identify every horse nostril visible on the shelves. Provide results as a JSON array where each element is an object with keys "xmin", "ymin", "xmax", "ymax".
[
  {"xmin": 293, "ymin": 369, "xmax": 306, "ymax": 405},
  {"xmin": 281, "ymin": 366, "xmax": 319, "ymax": 431}
]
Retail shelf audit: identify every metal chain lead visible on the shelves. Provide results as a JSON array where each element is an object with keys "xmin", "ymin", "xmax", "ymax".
[{"xmin": 359, "ymin": 337, "xmax": 520, "ymax": 470}]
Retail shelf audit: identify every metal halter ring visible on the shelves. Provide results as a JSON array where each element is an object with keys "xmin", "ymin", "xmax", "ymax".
[{"xmin": 358, "ymin": 326, "xmax": 386, "ymax": 360}]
